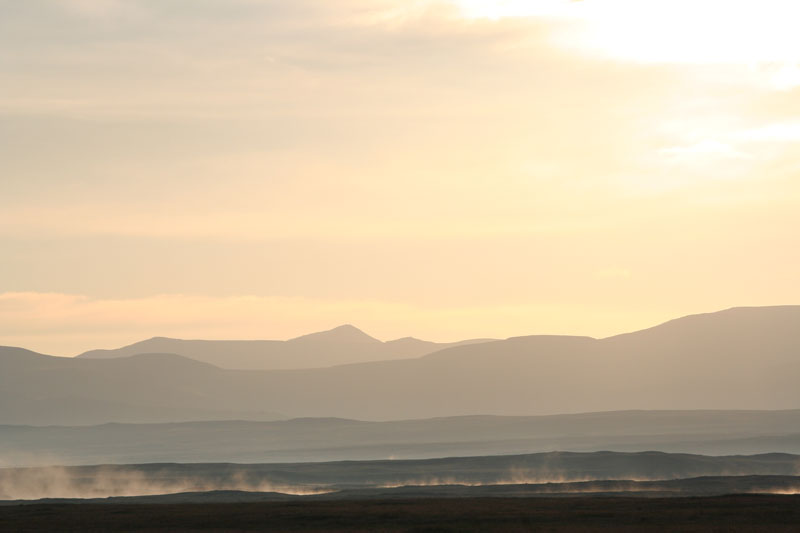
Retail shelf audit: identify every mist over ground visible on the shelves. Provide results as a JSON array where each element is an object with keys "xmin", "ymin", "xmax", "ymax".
[{"xmin": 3, "ymin": 451, "xmax": 800, "ymax": 501}]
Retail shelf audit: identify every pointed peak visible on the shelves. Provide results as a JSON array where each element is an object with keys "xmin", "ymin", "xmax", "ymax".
[
  {"xmin": 120, "ymin": 336, "xmax": 179, "ymax": 347},
  {"xmin": 385, "ymin": 336, "xmax": 427, "ymax": 345},
  {"xmin": 332, "ymin": 324, "xmax": 363, "ymax": 333},
  {"xmin": 289, "ymin": 325, "xmax": 381, "ymax": 344}
]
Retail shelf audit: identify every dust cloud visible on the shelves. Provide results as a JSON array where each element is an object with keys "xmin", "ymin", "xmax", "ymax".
[{"xmin": 0, "ymin": 466, "xmax": 329, "ymax": 500}]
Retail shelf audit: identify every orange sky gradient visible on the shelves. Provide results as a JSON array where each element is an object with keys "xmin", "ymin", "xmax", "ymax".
[{"xmin": 1, "ymin": 0, "xmax": 799, "ymax": 354}]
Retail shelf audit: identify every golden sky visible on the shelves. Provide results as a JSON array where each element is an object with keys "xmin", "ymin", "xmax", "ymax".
[{"xmin": 2, "ymin": 0, "xmax": 799, "ymax": 354}]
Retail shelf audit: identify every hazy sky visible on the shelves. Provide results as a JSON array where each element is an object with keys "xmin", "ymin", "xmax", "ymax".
[{"xmin": 2, "ymin": 0, "xmax": 799, "ymax": 354}]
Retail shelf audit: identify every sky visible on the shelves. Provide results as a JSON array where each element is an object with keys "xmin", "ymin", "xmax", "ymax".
[{"xmin": 2, "ymin": 0, "xmax": 799, "ymax": 355}]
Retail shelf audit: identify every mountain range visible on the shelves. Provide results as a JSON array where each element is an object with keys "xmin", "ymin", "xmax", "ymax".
[
  {"xmin": 1, "ymin": 305, "xmax": 798, "ymax": 425},
  {"xmin": 76, "ymin": 325, "xmax": 494, "ymax": 370}
]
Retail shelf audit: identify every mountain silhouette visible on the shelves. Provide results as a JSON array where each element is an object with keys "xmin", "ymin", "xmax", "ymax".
[
  {"xmin": 2, "ymin": 306, "xmax": 799, "ymax": 424},
  {"xmin": 287, "ymin": 324, "xmax": 381, "ymax": 344},
  {"xmin": 76, "ymin": 325, "xmax": 493, "ymax": 370},
  {"xmin": 0, "ymin": 348, "xmax": 281, "ymax": 425}
]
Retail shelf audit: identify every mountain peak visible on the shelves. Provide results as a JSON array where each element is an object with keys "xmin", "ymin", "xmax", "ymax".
[
  {"xmin": 385, "ymin": 336, "xmax": 427, "ymax": 345},
  {"xmin": 288, "ymin": 324, "xmax": 381, "ymax": 344}
]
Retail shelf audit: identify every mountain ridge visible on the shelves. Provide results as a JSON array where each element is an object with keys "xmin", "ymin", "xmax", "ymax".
[
  {"xmin": 76, "ymin": 325, "xmax": 495, "ymax": 370},
  {"xmin": 3, "ymin": 305, "xmax": 799, "ymax": 424}
]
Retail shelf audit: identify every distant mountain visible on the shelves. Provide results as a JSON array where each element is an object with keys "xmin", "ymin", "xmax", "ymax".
[
  {"xmin": 76, "ymin": 325, "xmax": 494, "ymax": 370},
  {"xmin": 2, "ymin": 306, "xmax": 799, "ymax": 424},
  {"xmin": 288, "ymin": 324, "xmax": 380, "ymax": 344},
  {"xmin": 0, "ymin": 348, "xmax": 283, "ymax": 425}
]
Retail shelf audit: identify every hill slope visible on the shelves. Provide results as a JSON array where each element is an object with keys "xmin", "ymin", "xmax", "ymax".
[
  {"xmin": 2, "ymin": 306, "xmax": 799, "ymax": 424},
  {"xmin": 0, "ymin": 348, "xmax": 282, "ymax": 425}
]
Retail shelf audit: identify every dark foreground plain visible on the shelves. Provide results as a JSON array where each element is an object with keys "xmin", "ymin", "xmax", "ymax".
[{"xmin": 2, "ymin": 495, "xmax": 800, "ymax": 532}]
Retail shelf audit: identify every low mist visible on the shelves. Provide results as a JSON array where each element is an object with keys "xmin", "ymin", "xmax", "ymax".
[{"xmin": 0, "ymin": 466, "xmax": 329, "ymax": 500}]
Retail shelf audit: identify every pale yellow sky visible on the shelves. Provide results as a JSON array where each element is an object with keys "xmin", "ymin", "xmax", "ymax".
[{"xmin": 1, "ymin": 0, "xmax": 799, "ymax": 355}]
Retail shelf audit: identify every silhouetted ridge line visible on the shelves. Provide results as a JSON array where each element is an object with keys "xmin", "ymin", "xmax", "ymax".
[
  {"xmin": 2, "ymin": 306, "xmax": 799, "ymax": 425},
  {"xmin": 76, "ymin": 326, "xmax": 496, "ymax": 370}
]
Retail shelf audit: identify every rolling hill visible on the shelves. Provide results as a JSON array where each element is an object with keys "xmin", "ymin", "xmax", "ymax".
[{"xmin": 1, "ymin": 306, "xmax": 799, "ymax": 424}]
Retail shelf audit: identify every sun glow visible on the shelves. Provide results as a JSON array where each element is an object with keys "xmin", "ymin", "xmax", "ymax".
[
  {"xmin": 454, "ymin": 0, "xmax": 582, "ymax": 19},
  {"xmin": 454, "ymin": 0, "xmax": 800, "ymax": 72}
]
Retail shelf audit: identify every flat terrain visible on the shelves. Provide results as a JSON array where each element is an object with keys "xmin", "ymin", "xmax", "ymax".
[
  {"xmin": 2, "ymin": 495, "xmax": 800, "ymax": 532},
  {"xmin": 5, "ymin": 410, "xmax": 800, "ymax": 464}
]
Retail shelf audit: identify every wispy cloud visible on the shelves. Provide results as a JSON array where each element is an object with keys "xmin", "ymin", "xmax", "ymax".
[{"xmin": 2, "ymin": 1, "xmax": 800, "ymax": 348}]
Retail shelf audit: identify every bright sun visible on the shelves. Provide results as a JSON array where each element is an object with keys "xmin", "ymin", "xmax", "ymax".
[
  {"xmin": 454, "ymin": 0, "xmax": 577, "ymax": 19},
  {"xmin": 453, "ymin": 0, "xmax": 800, "ymax": 67}
]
